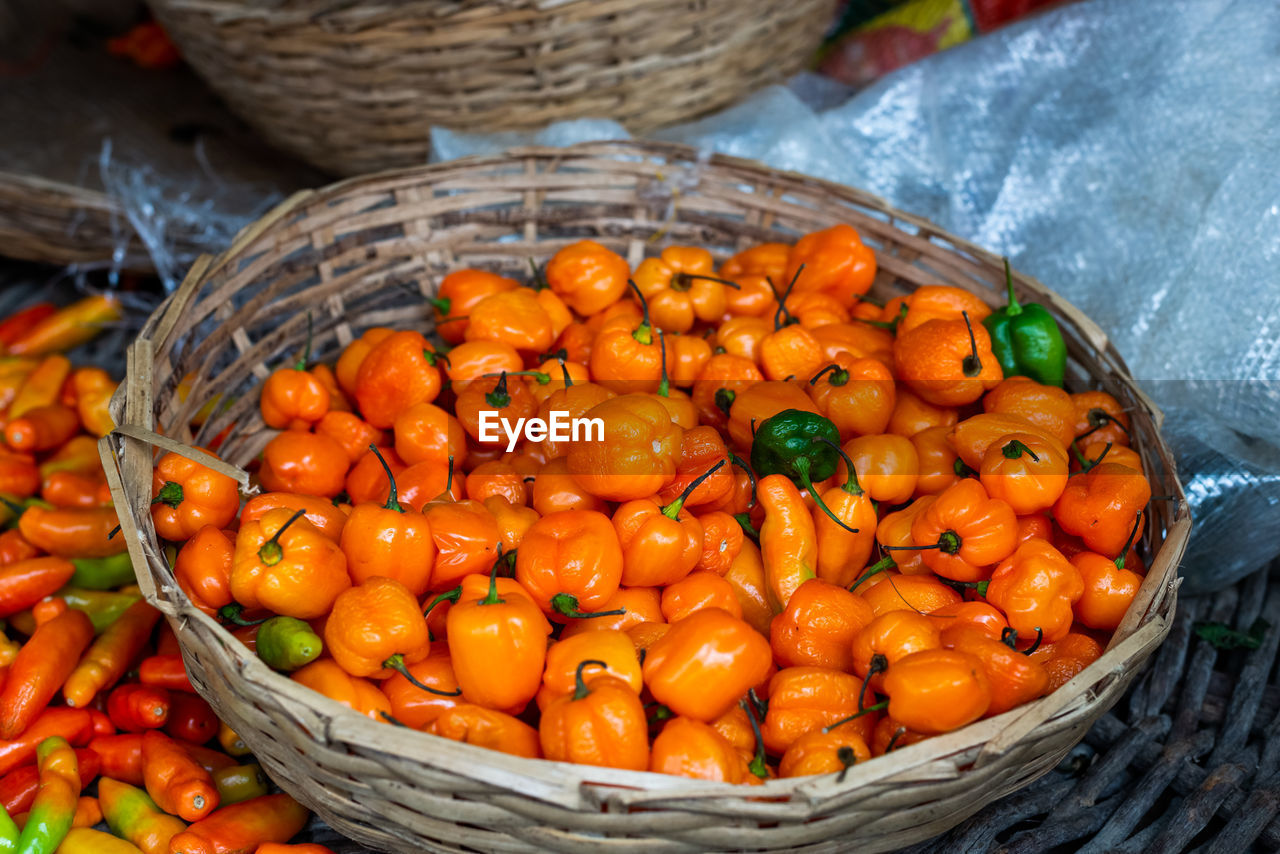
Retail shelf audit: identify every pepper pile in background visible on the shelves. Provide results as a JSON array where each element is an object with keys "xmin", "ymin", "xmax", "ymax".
[
  {"xmin": 154, "ymin": 223, "xmax": 1154, "ymax": 785},
  {"xmin": 0, "ymin": 294, "xmax": 330, "ymax": 854}
]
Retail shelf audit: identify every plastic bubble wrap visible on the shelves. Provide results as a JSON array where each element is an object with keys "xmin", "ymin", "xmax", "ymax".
[{"xmin": 433, "ymin": 0, "xmax": 1280, "ymax": 591}]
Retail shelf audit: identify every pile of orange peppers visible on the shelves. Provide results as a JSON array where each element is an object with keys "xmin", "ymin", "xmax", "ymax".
[
  {"xmin": 151, "ymin": 223, "xmax": 1155, "ymax": 786},
  {"xmin": 0, "ymin": 294, "xmax": 330, "ymax": 853}
]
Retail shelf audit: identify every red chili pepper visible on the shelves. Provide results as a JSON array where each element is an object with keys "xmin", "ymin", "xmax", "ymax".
[
  {"xmin": 138, "ymin": 655, "xmax": 195, "ymax": 693},
  {"xmin": 165, "ymin": 694, "xmax": 218, "ymax": 745},
  {"xmin": 0, "ymin": 747, "xmax": 99, "ymax": 815},
  {"xmin": 0, "ymin": 608, "xmax": 94, "ymax": 738},
  {"xmin": 107, "ymin": 684, "xmax": 171, "ymax": 732},
  {"xmin": 87, "ymin": 733, "xmax": 144, "ymax": 786},
  {"xmin": 86, "ymin": 709, "xmax": 115, "ymax": 737},
  {"xmin": 0, "ymin": 557, "xmax": 74, "ymax": 618},
  {"xmin": 0, "ymin": 707, "xmax": 92, "ymax": 776},
  {"xmin": 0, "ymin": 304, "xmax": 56, "ymax": 349}
]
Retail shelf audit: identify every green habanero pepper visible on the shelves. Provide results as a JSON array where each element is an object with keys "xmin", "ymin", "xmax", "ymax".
[
  {"xmin": 255, "ymin": 616, "xmax": 323, "ymax": 672},
  {"xmin": 69, "ymin": 553, "xmax": 136, "ymax": 590},
  {"xmin": 212, "ymin": 763, "xmax": 270, "ymax": 805},
  {"xmin": 983, "ymin": 258, "xmax": 1067, "ymax": 387},
  {"xmin": 749, "ymin": 410, "xmax": 860, "ymax": 534}
]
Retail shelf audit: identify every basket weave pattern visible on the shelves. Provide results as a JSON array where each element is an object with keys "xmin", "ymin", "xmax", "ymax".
[
  {"xmin": 147, "ymin": 0, "xmax": 835, "ymax": 175},
  {"xmin": 104, "ymin": 142, "xmax": 1190, "ymax": 853}
]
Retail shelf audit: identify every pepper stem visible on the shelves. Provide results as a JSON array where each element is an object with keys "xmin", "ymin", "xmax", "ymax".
[
  {"xmin": 444, "ymin": 455, "xmax": 455, "ymax": 496},
  {"xmin": 714, "ymin": 387, "xmax": 735, "ymax": 417},
  {"xmin": 559, "ymin": 362, "xmax": 574, "ymax": 389},
  {"xmin": 368, "ymin": 444, "xmax": 403, "ymax": 513},
  {"xmin": 1072, "ymin": 441, "xmax": 1113, "ymax": 475},
  {"xmin": 808, "ymin": 364, "xmax": 844, "ymax": 387},
  {"xmin": 662, "ymin": 458, "xmax": 726, "ymax": 519},
  {"xmin": 1115, "ymin": 509, "xmax": 1142, "ymax": 570},
  {"xmin": 431, "ymin": 297, "xmax": 451, "ymax": 316},
  {"xmin": 572, "ymin": 659, "xmax": 608, "ymax": 701},
  {"xmin": 836, "ymin": 745, "xmax": 858, "ymax": 783},
  {"xmin": 793, "ymin": 454, "xmax": 859, "ymax": 535},
  {"xmin": 849, "ymin": 555, "xmax": 896, "ymax": 591},
  {"xmin": 295, "ymin": 312, "xmax": 314, "ymax": 371},
  {"xmin": 1003, "ymin": 258, "xmax": 1022, "ymax": 315},
  {"xmin": 1022, "ymin": 627, "xmax": 1044, "ymax": 656},
  {"xmin": 937, "ymin": 530, "xmax": 962, "ymax": 555},
  {"xmin": 733, "ymin": 513, "xmax": 759, "ymax": 541},
  {"xmin": 1001, "ymin": 439, "xmax": 1040, "ymax": 462},
  {"xmin": 218, "ymin": 604, "xmax": 268, "ymax": 626},
  {"xmin": 152, "ymin": 481, "xmax": 184, "ymax": 509},
  {"xmin": 487, "ymin": 370, "xmax": 551, "ymax": 387},
  {"xmin": 423, "ymin": 586, "xmax": 462, "ymax": 617},
  {"xmin": 676, "ymin": 273, "xmax": 741, "ymax": 290},
  {"xmin": 627, "ymin": 279, "xmax": 653, "ymax": 345},
  {"xmin": 479, "ymin": 545, "xmax": 506, "ymax": 606},
  {"xmin": 960, "ymin": 311, "xmax": 982, "ymax": 377},
  {"xmin": 815, "ymin": 436, "xmax": 863, "ymax": 497},
  {"xmin": 486, "ymin": 372, "xmax": 511, "ymax": 409},
  {"xmin": 729, "ymin": 454, "xmax": 757, "ymax": 508},
  {"xmin": 258, "ymin": 507, "xmax": 307, "ymax": 565},
  {"xmin": 773, "ymin": 264, "xmax": 804, "ymax": 331},
  {"xmin": 656, "ymin": 329, "xmax": 670, "ymax": 398},
  {"xmin": 1001, "ymin": 627, "xmax": 1019, "ymax": 650},
  {"xmin": 384, "ymin": 653, "xmax": 463, "ymax": 697},
  {"xmin": 823, "ymin": 699, "xmax": 889, "ymax": 733},
  {"xmin": 884, "ymin": 727, "xmax": 907, "ymax": 753},
  {"xmin": 550, "ymin": 593, "xmax": 626, "ymax": 620},
  {"xmin": 858, "ymin": 654, "xmax": 886, "ymax": 712},
  {"xmin": 739, "ymin": 697, "xmax": 768, "ymax": 779}
]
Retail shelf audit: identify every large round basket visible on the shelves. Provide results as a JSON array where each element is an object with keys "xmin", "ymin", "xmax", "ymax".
[
  {"xmin": 102, "ymin": 141, "xmax": 1191, "ymax": 853},
  {"xmin": 147, "ymin": 0, "xmax": 835, "ymax": 176}
]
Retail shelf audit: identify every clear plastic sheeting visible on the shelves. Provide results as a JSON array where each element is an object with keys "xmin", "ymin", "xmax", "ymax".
[{"xmin": 432, "ymin": 0, "xmax": 1280, "ymax": 592}]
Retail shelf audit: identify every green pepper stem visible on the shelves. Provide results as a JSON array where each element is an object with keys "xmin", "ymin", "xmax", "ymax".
[
  {"xmin": 486, "ymin": 372, "xmax": 512, "ymax": 409},
  {"xmin": 1001, "ymin": 627, "xmax": 1019, "ymax": 650},
  {"xmin": 444, "ymin": 455, "xmax": 455, "ymax": 495},
  {"xmin": 808, "ymin": 363, "xmax": 842, "ymax": 386},
  {"xmin": 773, "ymin": 264, "xmax": 804, "ymax": 331},
  {"xmin": 814, "ymin": 436, "xmax": 863, "ymax": 496},
  {"xmin": 739, "ymin": 697, "xmax": 768, "ymax": 779},
  {"xmin": 836, "ymin": 745, "xmax": 858, "ymax": 783},
  {"xmin": 824, "ymin": 699, "xmax": 889, "ymax": 733},
  {"xmin": 657, "ymin": 329, "xmax": 670, "ymax": 398},
  {"xmin": 367, "ymin": 444, "xmax": 403, "ymax": 513},
  {"xmin": 793, "ymin": 455, "xmax": 859, "ymax": 535},
  {"xmin": 152, "ymin": 481, "xmax": 184, "ymax": 509},
  {"xmin": 479, "ymin": 545, "xmax": 506, "ymax": 607},
  {"xmin": 729, "ymin": 453, "xmax": 757, "ymax": 508},
  {"xmin": 551, "ymin": 593, "xmax": 626, "ymax": 620},
  {"xmin": 733, "ymin": 513, "xmax": 759, "ymax": 541},
  {"xmin": 1022, "ymin": 627, "xmax": 1044, "ymax": 656},
  {"xmin": 431, "ymin": 297, "xmax": 451, "ymax": 316},
  {"xmin": 714, "ymin": 387, "xmax": 735, "ymax": 417},
  {"xmin": 1115, "ymin": 509, "xmax": 1142, "ymax": 569},
  {"xmin": 849, "ymin": 555, "xmax": 896, "ymax": 591},
  {"xmin": 384, "ymin": 654, "xmax": 463, "ymax": 697},
  {"xmin": 559, "ymin": 361, "xmax": 574, "ymax": 389},
  {"xmin": 295, "ymin": 312, "xmax": 314, "ymax": 371},
  {"xmin": 528, "ymin": 258, "xmax": 548, "ymax": 290},
  {"xmin": 884, "ymin": 726, "xmax": 907, "ymax": 753},
  {"xmin": 219, "ymin": 604, "xmax": 268, "ymax": 627},
  {"xmin": 486, "ymin": 370, "xmax": 551, "ymax": 387},
  {"xmin": 954, "ymin": 457, "xmax": 979, "ymax": 478},
  {"xmin": 662, "ymin": 458, "xmax": 726, "ymax": 519},
  {"xmin": 858, "ymin": 654, "xmax": 886, "ymax": 712},
  {"xmin": 258, "ymin": 507, "xmax": 307, "ymax": 565},
  {"xmin": 572, "ymin": 659, "xmax": 608, "ymax": 701},
  {"xmin": 423, "ymin": 586, "xmax": 462, "ymax": 617},
  {"xmin": 1001, "ymin": 439, "xmax": 1040, "ymax": 462},
  {"xmin": 676, "ymin": 273, "xmax": 741, "ymax": 290},
  {"xmin": 1071, "ymin": 440, "xmax": 1113, "ymax": 476},
  {"xmin": 960, "ymin": 311, "xmax": 983, "ymax": 377},
  {"xmin": 627, "ymin": 279, "xmax": 653, "ymax": 345},
  {"xmin": 1003, "ymin": 258, "xmax": 1022, "ymax": 315}
]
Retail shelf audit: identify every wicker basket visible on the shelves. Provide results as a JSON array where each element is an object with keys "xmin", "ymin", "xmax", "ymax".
[
  {"xmin": 102, "ymin": 142, "xmax": 1191, "ymax": 853},
  {"xmin": 146, "ymin": 0, "xmax": 835, "ymax": 175}
]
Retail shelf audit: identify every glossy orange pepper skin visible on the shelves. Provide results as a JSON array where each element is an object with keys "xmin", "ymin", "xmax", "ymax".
[
  {"xmin": 382, "ymin": 641, "xmax": 462, "ymax": 729},
  {"xmin": 983, "ymin": 377, "xmax": 1076, "ymax": 450},
  {"xmin": 927, "ymin": 601, "xmax": 1009, "ymax": 641},
  {"xmin": 986, "ymin": 538, "xmax": 1085, "ymax": 645},
  {"xmin": 257, "ymin": 430, "xmax": 348, "ymax": 498},
  {"xmin": 354, "ymin": 331, "xmax": 444, "ymax": 428},
  {"xmin": 655, "ymin": 426, "xmax": 732, "ymax": 509},
  {"xmin": 427, "ymin": 704, "xmax": 541, "ymax": 759},
  {"xmin": 1054, "ymin": 462, "xmax": 1150, "ymax": 556},
  {"xmin": 660, "ymin": 571, "xmax": 742, "ymax": 623},
  {"xmin": 433, "ymin": 269, "xmax": 519, "ymax": 344},
  {"xmin": 463, "ymin": 288, "xmax": 557, "ymax": 354},
  {"xmin": 447, "ymin": 571, "xmax": 551, "ymax": 712},
  {"xmin": 771, "ymin": 579, "xmax": 873, "ymax": 672},
  {"xmin": 483, "ymin": 493, "xmax": 538, "ymax": 552},
  {"xmin": 649, "ymin": 716, "xmax": 751, "ymax": 783},
  {"xmin": 465, "ymin": 461, "xmax": 527, "ymax": 506},
  {"xmin": 808, "ymin": 355, "xmax": 896, "ymax": 440},
  {"xmin": 4, "ymin": 403, "xmax": 79, "ymax": 452},
  {"xmin": 979, "ymin": 432, "xmax": 1069, "ymax": 514},
  {"xmin": 714, "ymin": 316, "xmax": 771, "ymax": 364},
  {"xmin": 642, "ymin": 608, "xmax": 772, "ymax": 722},
  {"xmin": 778, "ymin": 722, "xmax": 872, "ymax": 778},
  {"xmin": 666, "ymin": 334, "xmax": 712, "ymax": 387},
  {"xmin": 840, "ymin": 433, "xmax": 917, "ymax": 505},
  {"xmin": 173, "ymin": 526, "xmax": 234, "ymax": 617},
  {"xmin": 940, "ymin": 623, "xmax": 1049, "ymax": 716},
  {"xmin": 1035, "ymin": 632, "xmax": 1104, "ymax": 692},
  {"xmin": 690, "ymin": 354, "xmax": 762, "ymax": 430},
  {"xmin": 894, "ymin": 315, "xmax": 1003, "ymax": 407},
  {"xmin": 721, "ymin": 242, "xmax": 789, "ymax": 284},
  {"xmin": 757, "ymin": 475, "xmax": 818, "ymax": 609},
  {"xmin": 454, "ymin": 372, "xmax": 539, "ymax": 448},
  {"xmin": 557, "ymin": 587, "xmax": 663, "ymax": 639},
  {"xmin": 632, "ymin": 246, "xmax": 726, "ymax": 333},
  {"xmin": 534, "ymin": 379, "xmax": 615, "ymax": 460},
  {"xmin": 240, "ymin": 493, "xmax": 346, "ymax": 542},
  {"xmin": 19, "ymin": 505, "xmax": 124, "ymax": 559},
  {"xmin": 141, "ymin": 729, "xmax": 218, "ymax": 822},
  {"xmin": 69, "ymin": 367, "xmax": 116, "ymax": 437},
  {"xmin": 723, "ymin": 540, "xmax": 779, "ymax": 636},
  {"xmin": 910, "ymin": 424, "xmax": 960, "ymax": 496},
  {"xmin": 910, "ymin": 478, "xmax": 1017, "ymax": 582},
  {"xmin": 611, "ymin": 498, "xmax": 702, "ymax": 589},
  {"xmin": 783, "ymin": 290, "xmax": 851, "ymax": 330},
  {"xmin": 259, "ymin": 365, "xmax": 329, "ymax": 430},
  {"xmin": 883, "ymin": 649, "xmax": 991, "ymax": 734},
  {"xmin": 231, "ymin": 508, "xmax": 350, "ymax": 620},
  {"xmin": 850, "ymin": 610, "xmax": 942, "ymax": 695},
  {"xmin": 898, "ymin": 285, "xmax": 992, "ymax": 334},
  {"xmin": 168, "ymin": 793, "xmax": 308, "ymax": 854},
  {"xmin": 151, "ymin": 450, "xmax": 240, "ymax": 542},
  {"xmin": 694, "ymin": 511, "xmax": 743, "ymax": 576},
  {"xmin": 859, "ymin": 573, "xmax": 961, "ymax": 617},
  {"xmin": 334, "ymin": 328, "xmax": 394, "ymax": 398},
  {"xmin": 811, "ymin": 322, "xmax": 895, "ymax": 368},
  {"xmin": 886, "ymin": 388, "xmax": 957, "ymax": 438},
  {"xmin": 314, "ymin": 411, "xmax": 383, "ymax": 464},
  {"xmin": 516, "ymin": 510, "xmax": 623, "ymax": 617},
  {"xmin": 1071, "ymin": 550, "xmax": 1142, "ymax": 631},
  {"xmin": 785, "ymin": 225, "xmax": 876, "ymax": 303},
  {"xmin": 392, "ymin": 402, "xmax": 467, "ymax": 470},
  {"xmin": 423, "ymin": 500, "xmax": 501, "ymax": 591},
  {"xmin": 948, "ymin": 412, "xmax": 1066, "ymax": 471},
  {"xmin": 566, "ymin": 394, "xmax": 680, "ymax": 502},
  {"xmin": 759, "ymin": 324, "xmax": 825, "ymax": 383},
  {"xmin": 540, "ymin": 672, "xmax": 649, "ymax": 771},
  {"xmin": 545, "ymin": 240, "xmax": 630, "ymax": 317},
  {"xmin": 529, "ymin": 457, "xmax": 605, "ymax": 516},
  {"xmin": 540, "ymin": 631, "xmax": 643, "ymax": 704},
  {"xmin": 1072, "ymin": 440, "xmax": 1142, "ymax": 474},
  {"xmin": 873, "ymin": 495, "xmax": 936, "ymax": 576},
  {"xmin": 339, "ymin": 482, "xmax": 436, "ymax": 595},
  {"xmin": 588, "ymin": 314, "xmax": 671, "ymax": 395},
  {"xmin": 325, "ymin": 577, "xmax": 430, "ymax": 678},
  {"xmin": 0, "ymin": 449, "xmax": 39, "ymax": 498},
  {"xmin": 291, "ymin": 660, "xmax": 390, "ymax": 721},
  {"xmin": 443, "ymin": 341, "xmax": 523, "ymax": 391},
  {"xmin": 1071, "ymin": 390, "xmax": 1132, "ymax": 448},
  {"xmin": 726, "ymin": 380, "xmax": 817, "ymax": 451},
  {"xmin": 8, "ymin": 355, "xmax": 71, "ymax": 418},
  {"xmin": 761, "ymin": 666, "xmax": 868, "ymax": 756},
  {"xmin": 812, "ymin": 475, "xmax": 877, "ymax": 589}
]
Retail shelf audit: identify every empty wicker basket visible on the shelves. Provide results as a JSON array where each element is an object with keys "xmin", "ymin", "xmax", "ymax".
[
  {"xmin": 147, "ymin": 0, "xmax": 836, "ymax": 175},
  {"xmin": 103, "ymin": 142, "xmax": 1190, "ymax": 853}
]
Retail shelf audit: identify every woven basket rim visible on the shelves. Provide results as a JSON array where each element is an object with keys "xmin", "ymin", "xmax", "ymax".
[{"xmin": 102, "ymin": 140, "xmax": 1191, "ymax": 819}]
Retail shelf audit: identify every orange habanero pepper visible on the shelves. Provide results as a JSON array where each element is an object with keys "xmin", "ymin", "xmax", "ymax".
[
  {"xmin": 290, "ymin": 660, "xmax": 389, "ymax": 721},
  {"xmin": 893, "ymin": 313, "xmax": 1003, "ymax": 407},
  {"xmin": 940, "ymin": 622, "xmax": 1048, "ymax": 716},
  {"xmin": 353, "ymin": 331, "xmax": 444, "ymax": 429},
  {"xmin": 257, "ymin": 431, "xmax": 348, "ymax": 498},
  {"xmin": 986, "ymin": 538, "xmax": 1084, "ymax": 646},
  {"xmin": 230, "ymin": 508, "xmax": 350, "ymax": 620},
  {"xmin": 339, "ymin": 447, "xmax": 434, "ymax": 596},
  {"xmin": 544, "ymin": 240, "xmax": 630, "ymax": 317},
  {"xmin": 1054, "ymin": 462, "xmax": 1150, "ymax": 557},
  {"xmin": 539, "ymin": 661, "xmax": 649, "ymax": 771},
  {"xmin": 516, "ymin": 510, "xmax": 623, "ymax": 619},
  {"xmin": 650, "ymin": 716, "xmax": 752, "ymax": 783},
  {"xmin": 432, "ymin": 269, "xmax": 519, "ymax": 344},
  {"xmin": 427, "ymin": 704, "xmax": 541, "ymax": 759},
  {"xmin": 150, "ymin": 450, "xmax": 240, "ymax": 542},
  {"xmin": 808, "ymin": 356, "xmax": 896, "ymax": 440},
  {"xmin": 983, "ymin": 377, "xmax": 1076, "ymax": 450},
  {"xmin": 566, "ymin": 394, "xmax": 680, "ymax": 502},
  {"xmin": 909, "ymin": 478, "xmax": 1017, "ymax": 583},
  {"xmin": 784, "ymin": 225, "xmax": 876, "ymax": 304},
  {"xmin": 771, "ymin": 579, "xmax": 873, "ymax": 672},
  {"xmin": 882, "ymin": 649, "xmax": 991, "ymax": 734},
  {"xmin": 979, "ymin": 432, "xmax": 1069, "ymax": 514},
  {"xmin": 632, "ymin": 246, "xmax": 729, "ymax": 333}
]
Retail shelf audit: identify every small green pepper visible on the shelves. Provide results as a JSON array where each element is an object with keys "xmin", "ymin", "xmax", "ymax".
[
  {"xmin": 749, "ymin": 410, "xmax": 859, "ymax": 534},
  {"xmin": 58, "ymin": 587, "xmax": 142, "ymax": 634},
  {"xmin": 983, "ymin": 259, "xmax": 1067, "ymax": 387},
  {"xmin": 212, "ymin": 763, "xmax": 270, "ymax": 805},
  {"xmin": 68, "ymin": 553, "xmax": 136, "ymax": 590},
  {"xmin": 255, "ymin": 616, "xmax": 323, "ymax": 671}
]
